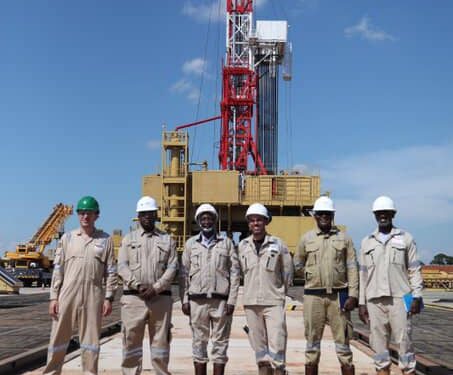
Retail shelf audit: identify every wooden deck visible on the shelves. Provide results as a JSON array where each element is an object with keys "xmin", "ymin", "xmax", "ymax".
[{"xmin": 0, "ymin": 288, "xmax": 452, "ymax": 373}]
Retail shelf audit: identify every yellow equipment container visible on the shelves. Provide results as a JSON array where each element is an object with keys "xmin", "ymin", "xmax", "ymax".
[
  {"xmin": 143, "ymin": 131, "xmax": 322, "ymax": 254},
  {"xmin": 422, "ymin": 265, "xmax": 453, "ymax": 290}
]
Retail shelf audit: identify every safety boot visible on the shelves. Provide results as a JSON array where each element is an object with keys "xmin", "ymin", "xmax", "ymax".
[
  {"xmin": 274, "ymin": 367, "xmax": 288, "ymax": 375},
  {"xmin": 341, "ymin": 364, "xmax": 355, "ymax": 375},
  {"xmin": 305, "ymin": 364, "xmax": 318, "ymax": 375},
  {"xmin": 194, "ymin": 361, "xmax": 207, "ymax": 375},
  {"xmin": 213, "ymin": 363, "xmax": 226, "ymax": 375},
  {"xmin": 376, "ymin": 367, "xmax": 390, "ymax": 375},
  {"xmin": 258, "ymin": 363, "xmax": 273, "ymax": 375}
]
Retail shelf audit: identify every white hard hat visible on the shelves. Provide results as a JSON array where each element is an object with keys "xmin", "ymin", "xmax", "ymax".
[
  {"xmin": 136, "ymin": 196, "xmax": 158, "ymax": 212},
  {"xmin": 372, "ymin": 196, "xmax": 396, "ymax": 212},
  {"xmin": 313, "ymin": 196, "xmax": 335, "ymax": 212},
  {"xmin": 245, "ymin": 203, "xmax": 270, "ymax": 220},
  {"xmin": 195, "ymin": 203, "xmax": 218, "ymax": 221}
]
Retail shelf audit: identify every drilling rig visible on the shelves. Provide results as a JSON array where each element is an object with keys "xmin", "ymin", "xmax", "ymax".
[{"xmin": 143, "ymin": 0, "xmax": 320, "ymax": 252}]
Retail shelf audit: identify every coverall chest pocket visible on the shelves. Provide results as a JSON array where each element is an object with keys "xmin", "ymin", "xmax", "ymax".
[
  {"xmin": 156, "ymin": 244, "xmax": 170, "ymax": 275},
  {"xmin": 215, "ymin": 246, "xmax": 230, "ymax": 271},
  {"xmin": 190, "ymin": 249, "xmax": 202, "ymax": 270},
  {"xmin": 364, "ymin": 248, "xmax": 376, "ymax": 268},
  {"xmin": 240, "ymin": 250, "xmax": 257, "ymax": 273},
  {"xmin": 64, "ymin": 244, "xmax": 84, "ymax": 268},
  {"xmin": 90, "ymin": 240, "xmax": 106, "ymax": 282},
  {"xmin": 304, "ymin": 243, "xmax": 321, "ymax": 285},
  {"xmin": 332, "ymin": 241, "xmax": 346, "ymax": 272},
  {"xmin": 92, "ymin": 253, "xmax": 106, "ymax": 282},
  {"xmin": 305, "ymin": 242, "xmax": 320, "ymax": 266},
  {"xmin": 391, "ymin": 242, "xmax": 407, "ymax": 266},
  {"xmin": 128, "ymin": 243, "xmax": 141, "ymax": 271},
  {"xmin": 189, "ymin": 249, "xmax": 202, "ymax": 291},
  {"xmin": 264, "ymin": 246, "xmax": 280, "ymax": 272},
  {"xmin": 64, "ymin": 254, "xmax": 82, "ymax": 270}
]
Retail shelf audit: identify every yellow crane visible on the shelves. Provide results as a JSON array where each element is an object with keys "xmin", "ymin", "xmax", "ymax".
[{"xmin": 2, "ymin": 203, "xmax": 73, "ymax": 287}]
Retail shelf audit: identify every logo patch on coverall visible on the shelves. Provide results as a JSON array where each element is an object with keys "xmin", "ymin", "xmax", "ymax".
[
  {"xmin": 268, "ymin": 244, "xmax": 280, "ymax": 255},
  {"xmin": 94, "ymin": 239, "xmax": 106, "ymax": 255}
]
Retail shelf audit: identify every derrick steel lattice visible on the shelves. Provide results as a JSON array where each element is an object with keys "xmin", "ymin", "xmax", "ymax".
[{"xmin": 219, "ymin": 0, "xmax": 267, "ymax": 174}]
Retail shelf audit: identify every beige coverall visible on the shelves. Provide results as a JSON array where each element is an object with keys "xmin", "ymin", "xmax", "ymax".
[
  {"xmin": 238, "ymin": 234, "xmax": 293, "ymax": 371},
  {"xmin": 180, "ymin": 233, "xmax": 240, "ymax": 364},
  {"xmin": 44, "ymin": 228, "xmax": 117, "ymax": 375},
  {"xmin": 118, "ymin": 226, "xmax": 177, "ymax": 375},
  {"xmin": 359, "ymin": 228, "xmax": 423, "ymax": 373},
  {"xmin": 294, "ymin": 227, "xmax": 359, "ymax": 367}
]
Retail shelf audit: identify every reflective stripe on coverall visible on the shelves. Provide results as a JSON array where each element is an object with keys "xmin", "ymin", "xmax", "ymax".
[
  {"xmin": 45, "ymin": 229, "xmax": 117, "ymax": 375},
  {"xmin": 180, "ymin": 233, "xmax": 240, "ymax": 363},
  {"xmin": 294, "ymin": 227, "xmax": 358, "ymax": 366},
  {"xmin": 359, "ymin": 228, "xmax": 423, "ymax": 373},
  {"xmin": 238, "ymin": 234, "xmax": 293, "ymax": 370},
  {"xmin": 118, "ymin": 226, "xmax": 177, "ymax": 375}
]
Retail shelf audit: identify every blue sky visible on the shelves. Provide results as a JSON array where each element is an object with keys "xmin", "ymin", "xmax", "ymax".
[{"xmin": 1, "ymin": 0, "xmax": 452, "ymax": 263}]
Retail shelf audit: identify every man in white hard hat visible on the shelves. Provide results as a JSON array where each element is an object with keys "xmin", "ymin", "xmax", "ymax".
[
  {"xmin": 358, "ymin": 196, "xmax": 423, "ymax": 375},
  {"xmin": 45, "ymin": 196, "xmax": 117, "ymax": 375},
  {"xmin": 238, "ymin": 203, "xmax": 293, "ymax": 375},
  {"xmin": 180, "ymin": 203, "xmax": 240, "ymax": 375},
  {"xmin": 294, "ymin": 196, "xmax": 359, "ymax": 375},
  {"xmin": 118, "ymin": 196, "xmax": 178, "ymax": 375}
]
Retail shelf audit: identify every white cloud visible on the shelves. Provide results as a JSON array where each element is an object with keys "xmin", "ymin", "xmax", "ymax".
[
  {"xmin": 182, "ymin": 1, "xmax": 225, "ymax": 22},
  {"xmin": 187, "ymin": 88, "xmax": 201, "ymax": 102},
  {"xmin": 344, "ymin": 16, "xmax": 396, "ymax": 42},
  {"xmin": 170, "ymin": 78, "xmax": 200, "ymax": 103},
  {"xmin": 305, "ymin": 142, "xmax": 453, "ymax": 262},
  {"xmin": 147, "ymin": 139, "xmax": 161, "ymax": 150},
  {"xmin": 183, "ymin": 0, "xmax": 267, "ymax": 23},
  {"xmin": 170, "ymin": 79, "xmax": 192, "ymax": 93},
  {"xmin": 170, "ymin": 58, "xmax": 208, "ymax": 102},
  {"xmin": 183, "ymin": 58, "xmax": 208, "ymax": 76}
]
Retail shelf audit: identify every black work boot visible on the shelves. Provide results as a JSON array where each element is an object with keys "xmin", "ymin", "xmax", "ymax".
[
  {"xmin": 258, "ymin": 363, "xmax": 273, "ymax": 375},
  {"xmin": 341, "ymin": 364, "xmax": 355, "ymax": 375},
  {"xmin": 194, "ymin": 361, "xmax": 207, "ymax": 375},
  {"xmin": 213, "ymin": 363, "xmax": 226, "ymax": 375},
  {"xmin": 274, "ymin": 367, "xmax": 288, "ymax": 375},
  {"xmin": 305, "ymin": 364, "xmax": 318, "ymax": 375}
]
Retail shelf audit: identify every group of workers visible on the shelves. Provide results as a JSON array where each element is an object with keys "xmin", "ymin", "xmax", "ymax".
[{"xmin": 43, "ymin": 194, "xmax": 423, "ymax": 375}]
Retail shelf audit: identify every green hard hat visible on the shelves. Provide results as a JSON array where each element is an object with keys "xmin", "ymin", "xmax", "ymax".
[{"xmin": 76, "ymin": 196, "xmax": 100, "ymax": 212}]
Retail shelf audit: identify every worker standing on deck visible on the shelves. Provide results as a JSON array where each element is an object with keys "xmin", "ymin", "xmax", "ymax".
[
  {"xmin": 118, "ymin": 196, "xmax": 177, "ymax": 375},
  {"xmin": 294, "ymin": 196, "xmax": 359, "ymax": 375},
  {"xmin": 358, "ymin": 196, "xmax": 423, "ymax": 375},
  {"xmin": 45, "ymin": 196, "xmax": 117, "ymax": 375},
  {"xmin": 180, "ymin": 203, "xmax": 240, "ymax": 375},
  {"xmin": 238, "ymin": 203, "xmax": 293, "ymax": 375}
]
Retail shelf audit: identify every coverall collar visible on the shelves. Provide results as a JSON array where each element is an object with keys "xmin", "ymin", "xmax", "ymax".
[
  {"xmin": 196, "ymin": 232, "xmax": 223, "ymax": 242},
  {"xmin": 370, "ymin": 226, "xmax": 402, "ymax": 243},
  {"xmin": 244, "ymin": 233, "xmax": 275, "ymax": 247},
  {"xmin": 75, "ymin": 227, "xmax": 100, "ymax": 238},
  {"xmin": 315, "ymin": 225, "xmax": 340, "ymax": 237},
  {"xmin": 138, "ymin": 223, "xmax": 160, "ymax": 237}
]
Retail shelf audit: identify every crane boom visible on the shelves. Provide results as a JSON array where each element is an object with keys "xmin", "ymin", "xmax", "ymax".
[
  {"xmin": 29, "ymin": 203, "xmax": 73, "ymax": 254},
  {"xmin": 3, "ymin": 203, "xmax": 73, "ymax": 271},
  {"xmin": 2, "ymin": 203, "xmax": 73, "ymax": 287}
]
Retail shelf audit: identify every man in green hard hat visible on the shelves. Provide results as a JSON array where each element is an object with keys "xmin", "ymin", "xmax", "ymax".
[{"xmin": 44, "ymin": 196, "xmax": 117, "ymax": 375}]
